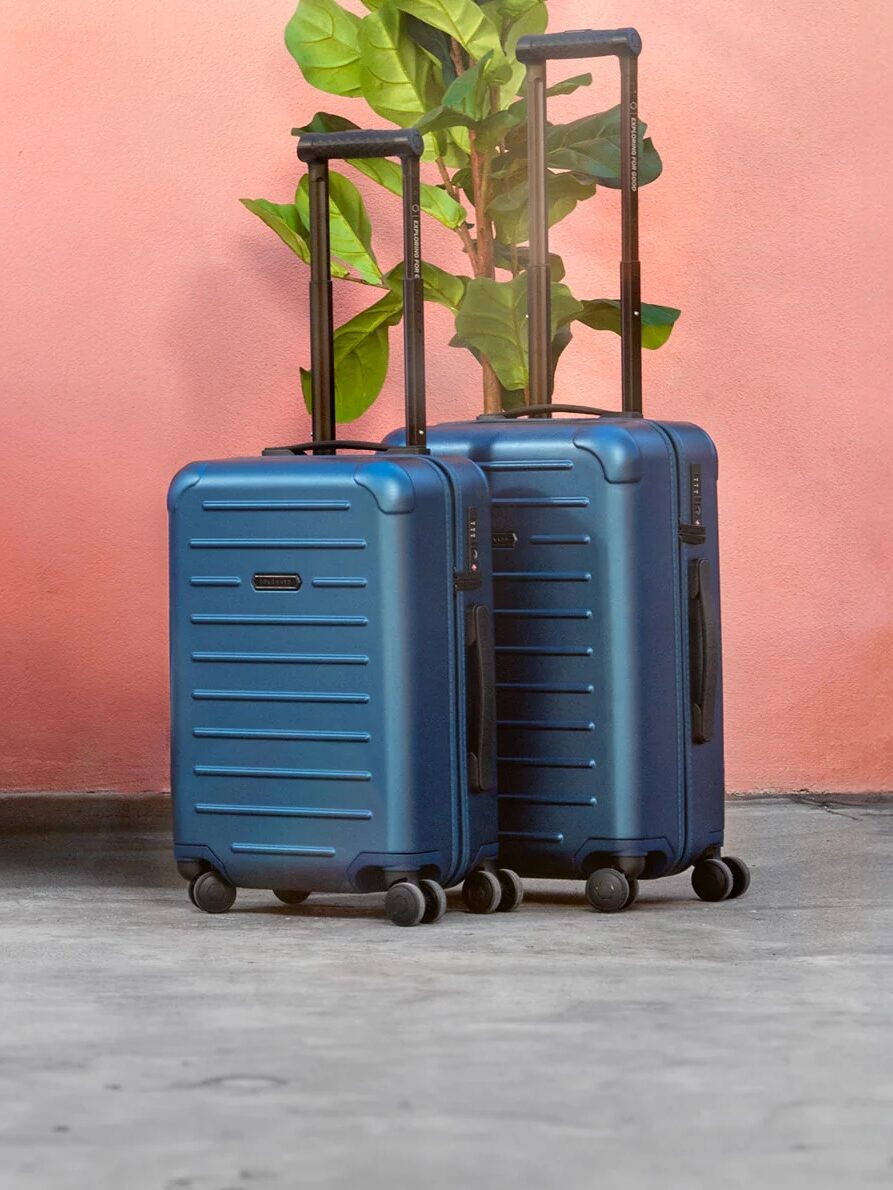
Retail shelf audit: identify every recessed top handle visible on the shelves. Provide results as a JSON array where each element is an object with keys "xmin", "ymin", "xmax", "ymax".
[
  {"xmin": 516, "ymin": 28, "xmax": 641, "ymax": 63},
  {"xmin": 478, "ymin": 404, "xmax": 642, "ymax": 421},
  {"xmin": 297, "ymin": 129, "xmax": 424, "ymax": 164}
]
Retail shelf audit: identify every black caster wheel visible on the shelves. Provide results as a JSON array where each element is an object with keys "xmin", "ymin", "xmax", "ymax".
[
  {"xmin": 187, "ymin": 878, "xmax": 198, "ymax": 907},
  {"xmin": 191, "ymin": 870, "xmax": 237, "ymax": 915},
  {"xmin": 272, "ymin": 889, "xmax": 312, "ymax": 905},
  {"xmin": 462, "ymin": 869, "xmax": 502, "ymax": 914},
  {"xmin": 385, "ymin": 881, "xmax": 426, "ymax": 927},
  {"xmin": 419, "ymin": 879, "xmax": 447, "ymax": 925},
  {"xmin": 496, "ymin": 868, "xmax": 524, "ymax": 912},
  {"xmin": 691, "ymin": 858, "xmax": 734, "ymax": 902},
  {"xmin": 623, "ymin": 876, "xmax": 640, "ymax": 909},
  {"xmin": 585, "ymin": 868, "xmax": 630, "ymax": 912},
  {"xmin": 722, "ymin": 856, "xmax": 751, "ymax": 900}
]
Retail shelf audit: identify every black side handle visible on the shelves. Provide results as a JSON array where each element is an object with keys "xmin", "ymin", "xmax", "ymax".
[
  {"xmin": 516, "ymin": 28, "xmax": 641, "ymax": 62},
  {"xmin": 262, "ymin": 440, "xmax": 397, "ymax": 456},
  {"xmin": 466, "ymin": 604, "xmax": 497, "ymax": 794},
  {"xmin": 478, "ymin": 403, "xmax": 644, "ymax": 421},
  {"xmin": 297, "ymin": 129, "xmax": 424, "ymax": 163},
  {"xmin": 689, "ymin": 559, "xmax": 719, "ymax": 744}
]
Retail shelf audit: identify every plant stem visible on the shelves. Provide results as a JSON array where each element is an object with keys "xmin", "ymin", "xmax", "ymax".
[
  {"xmin": 481, "ymin": 358, "xmax": 502, "ymax": 413},
  {"xmin": 449, "ymin": 39, "xmax": 465, "ymax": 78},
  {"xmin": 469, "ymin": 131, "xmax": 494, "ymax": 280},
  {"xmin": 436, "ymin": 157, "xmax": 479, "ymax": 274}
]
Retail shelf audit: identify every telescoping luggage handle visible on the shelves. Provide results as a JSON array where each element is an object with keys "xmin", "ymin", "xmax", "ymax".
[
  {"xmin": 264, "ymin": 129, "xmax": 427, "ymax": 457},
  {"xmin": 515, "ymin": 28, "xmax": 643, "ymax": 417}
]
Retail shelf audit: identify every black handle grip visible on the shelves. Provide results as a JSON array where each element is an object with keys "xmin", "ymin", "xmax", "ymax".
[
  {"xmin": 689, "ymin": 559, "xmax": 719, "ymax": 745},
  {"xmin": 479, "ymin": 403, "xmax": 643, "ymax": 420},
  {"xmin": 516, "ymin": 28, "xmax": 641, "ymax": 63},
  {"xmin": 297, "ymin": 129, "xmax": 424, "ymax": 163},
  {"xmin": 466, "ymin": 604, "xmax": 497, "ymax": 794},
  {"xmin": 262, "ymin": 440, "xmax": 397, "ymax": 456}
]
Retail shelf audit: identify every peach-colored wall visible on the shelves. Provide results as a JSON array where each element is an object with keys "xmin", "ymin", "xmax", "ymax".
[{"xmin": 1, "ymin": 0, "xmax": 891, "ymax": 793}]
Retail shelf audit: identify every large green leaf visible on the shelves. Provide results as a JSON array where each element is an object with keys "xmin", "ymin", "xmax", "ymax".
[
  {"xmin": 404, "ymin": 14, "xmax": 456, "ymax": 84},
  {"xmin": 576, "ymin": 299, "xmax": 681, "ymax": 349},
  {"xmin": 240, "ymin": 199, "xmax": 310, "ymax": 263},
  {"xmin": 549, "ymin": 323, "xmax": 574, "ymax": 390},
  {"xmin": 546, "ymin": 106, "xmax": 663, "ymax": 186},
  {"xmin": 546, "ymin": 72, "xmax": 592, "ymax": 97},
  {"xmin": 390, "ymin": 0, "xmax": 503, "ymax": 61},
  {"xmin": 355, "ymin": 157, "xmax": 466, "ymax": 228},
  {"xmin": 415, "ymin": 51, "xmax": 506, "ymax": 135},
  {"xmin": 239, "ymin": 198, "xmax": 351, "ymax": 278},
  {"xmin": 358, "ymin": 3, "xmax": 437, "ymax": 125},
  {"xmin": 295, "ymin": 171, "xmax": 381, "ymax": 284},
  {"xmin": 481, "ymin": 0, "xmax": 542, "ymax": 21},
  {"xmin": 285, "ymin": 0, "xmax": 363, "ymax": 97},
  {"xmin": 301, "ymin": 292, "xmax": 403, "ymax": 422},
  {"xmin": 477, "ymin": 73, "xmax": 594, "ymax": 152},
  {"xmin": 384, "ymin": 260, "xmax": 468, "ymax": 312},
  {"xmin": 488, "ymin": 171, "xmax": 596, "ymax": 244},
  {"xmin": 496, "ymin": 0, "xmax": 547, "ymax": 101},
  {"xmin": 473, "ymin": 1, "xmax": 547, "ymax": 106},
  {"xmin": 493, "ymin": 242, "xmax": 566, "ymax": 281},
  {"xmin": 452, "ymin": 275, "xmax": 581, "ymax": 390},
  {"xmin": 494, "ymin": 324, "xmax": 574, "ymax": 410},
  {"xmin": 293, "ymin": 112, "xmax": 467, "ymax": 228}
]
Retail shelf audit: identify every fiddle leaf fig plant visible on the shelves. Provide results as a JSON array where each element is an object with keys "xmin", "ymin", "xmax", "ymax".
[{"xmin": 242, "ymin": 0, "xmax": 681, "ymax": 420}]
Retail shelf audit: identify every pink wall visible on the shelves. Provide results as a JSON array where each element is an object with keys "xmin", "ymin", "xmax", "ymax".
[{"xmin": 2, "ymin": 0, "xmax": 891, "ymax": 793}]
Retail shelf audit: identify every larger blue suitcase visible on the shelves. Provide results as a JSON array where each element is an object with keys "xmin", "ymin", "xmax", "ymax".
[
  {"xmin": 169, "ymin": 130, "xmax": 520, "ymax": 925},
  {"xmin": 393, "ymin": 30, "xmax": 751, "ymax": 911}
]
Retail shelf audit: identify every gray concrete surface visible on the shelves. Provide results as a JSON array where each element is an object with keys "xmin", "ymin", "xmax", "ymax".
[{"xmin": 0, "ymin": 796, "xmax": 890, "ymax": 1190}]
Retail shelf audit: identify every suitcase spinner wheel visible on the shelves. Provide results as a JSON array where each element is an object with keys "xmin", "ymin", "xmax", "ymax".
[
  {"xmin": 461, "ymin": 867, "xmax": 524, "ymax": 914},
  {"xmin": 273, "ymin": 890, "xmax": 312, "ymax": 906},
  {"xmin": 585, "ymin": 868, "xmax": 637, "ymax": 914},
  {"xmin": 189, "ymin": 870, "xmax": 237, "ymax": 915},
  {"xmin": 384, "ymin": 880, "xmax": 447, "ymax": 928},
  {"xmin": 691, "ymin": 855, "xmax": 751, "ymax": 903}
]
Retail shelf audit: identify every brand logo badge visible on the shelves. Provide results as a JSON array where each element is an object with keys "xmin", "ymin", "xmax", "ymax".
[
  {"xmin": 252, "ymin": 573, "xmax": 301, "ymax": 591},
  {"xmin": 492, "ymin": 531, "xmax": 518, "ymax": 550}
]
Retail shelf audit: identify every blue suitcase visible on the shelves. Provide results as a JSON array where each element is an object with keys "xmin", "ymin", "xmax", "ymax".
[
  {"xmin": 168, "ymin": 130, "xmax": 521, "ymax": 925},
  {"xmin": 392, "ymin": 30, "xmax": 751, "ymax": 911}
]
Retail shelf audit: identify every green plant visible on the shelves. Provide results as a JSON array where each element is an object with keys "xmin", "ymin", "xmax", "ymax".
[{"xmin": 242, "ymin": 0, "xmax": 680, "ymax": 419}]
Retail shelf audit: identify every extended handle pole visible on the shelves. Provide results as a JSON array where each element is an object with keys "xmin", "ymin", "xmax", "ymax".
[
  {"xmin": 401, "ymin": 155, "xmax": 426, "ymax": 450},
  {"xmin": 307, "ymin": 160, "xmax": 336, "ymax": 455},
  {"xmin": 526, "ymin": 60, "xmax": 551, "ymax": 411},
  {"xmin": 620, "ymin": 54, "xmax": 642, "ymax": 414},
  {"xmin": 297, "ymin": 128, "xmax": 427, "ymax": 452},
  {"xmin": 517, "ymin": 28, "xmax": 643, "ymax": 416}
]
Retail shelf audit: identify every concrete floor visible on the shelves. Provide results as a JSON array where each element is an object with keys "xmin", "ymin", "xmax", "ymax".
[{"xmin": 0, "ymin": 796, "xmax": 890, "ymax": 1190}]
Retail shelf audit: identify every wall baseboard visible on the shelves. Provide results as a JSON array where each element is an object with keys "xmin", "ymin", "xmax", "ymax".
[
  {"xmin": 0, "ymin": 790, "xmax": 172, "ymax": 834},
  {"xmin": 0, "ymin": 788, "xmax": 889, "ymax": 835}
]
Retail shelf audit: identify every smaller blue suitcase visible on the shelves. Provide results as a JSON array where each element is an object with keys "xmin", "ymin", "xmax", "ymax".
[{"xmin": 168, "ymin": 129, "xmax": 521, "ymax": 925}]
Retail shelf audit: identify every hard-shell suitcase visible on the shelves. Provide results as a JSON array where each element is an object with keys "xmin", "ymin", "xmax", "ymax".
[
  {"xmin": 168, "ymin": 129, "xmax": 521, "ymax": 925},
  {"xmin": 393, "ymin": 30, "xmax": 750, "ymax": 910}
]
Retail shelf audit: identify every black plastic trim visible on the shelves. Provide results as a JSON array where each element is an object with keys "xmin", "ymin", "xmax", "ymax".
[{"xmin": 679, "ymin": 523, "xmax": 707, "ymax": 545}]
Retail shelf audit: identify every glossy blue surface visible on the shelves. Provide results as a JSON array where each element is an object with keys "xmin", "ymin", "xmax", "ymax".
[
  {"xmin": 388, "ymin": 417, "xmax": 725, "ymax": 880},
  {"xmin": 169, "ymin": 452, "xmax": 498, "ymax": 894}
]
